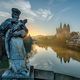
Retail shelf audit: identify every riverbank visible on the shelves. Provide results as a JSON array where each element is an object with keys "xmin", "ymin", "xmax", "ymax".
[
  {"xmin": 33, "ymin": 34, "xmax": 80, "ymax": 64},
  {"xmin": 36, "ymin": 35, "xmax": 80, "ymax": 51}
]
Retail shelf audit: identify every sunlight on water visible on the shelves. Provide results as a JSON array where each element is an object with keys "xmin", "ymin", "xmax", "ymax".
[{"xmin": 29, "ymin": 44, "xmax": 80, "ymax": 78}]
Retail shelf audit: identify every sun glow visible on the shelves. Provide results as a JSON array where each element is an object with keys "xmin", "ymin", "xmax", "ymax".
[{"xmin": 27, "ymin": 24, "xmax": 46, "ymax": 36}]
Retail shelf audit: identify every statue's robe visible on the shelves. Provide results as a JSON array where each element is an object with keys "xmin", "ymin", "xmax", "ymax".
[
  {"xmin": 0, "ymin": 18, "xmax": 28, "ymax": 58},
  {"xmin": 0, "ymin": 18, "xmax": 14, "ymax": 57},
  {"xmin": 2, "ymin": 20, "xmax": 29, "ymax": 78}
]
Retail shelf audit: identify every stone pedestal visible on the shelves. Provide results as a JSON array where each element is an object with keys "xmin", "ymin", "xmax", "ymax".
[{"xmin": 1, "ymin": 66, "xmax": 34, "ymax": 80}]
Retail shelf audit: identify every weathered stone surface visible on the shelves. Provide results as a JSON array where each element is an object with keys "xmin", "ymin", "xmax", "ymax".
[
  {"xmin": 0, "ymin": 8, "xmax": 29, "ymax": 78},
  {"xmin": 0, "ymin": 68, "xmax": 80, "ymax": 80}
]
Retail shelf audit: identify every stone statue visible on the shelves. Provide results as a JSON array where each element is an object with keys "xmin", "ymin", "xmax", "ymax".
[{"xmin": 0, "ymin": 8, "xmax": 30, "ymax": 79}]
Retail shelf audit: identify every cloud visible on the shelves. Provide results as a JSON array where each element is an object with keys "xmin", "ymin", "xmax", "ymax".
[
  {"xmin": 53, "ymin": 7, "xmax": 71, "ymax": 22},
  {"xmin": 0, "ymin": 0, "xmax": 53, "ymax": 23},
  {"xmin": 48, "ymin": 0, "xmax": 68, "ymax": 5},
  {"xmin": 59, "ymin": 7, "xmax": 71, "ymax": 13},
  {"xmin": 0, "ymin": 11, "xmax": 10, "ymax": 23},
  {"xmin": 0, "ymin": 11, "xmax": 10, "ymax": 17},
  {"xmin": 35, "ymin": 9, "xmax": 53, "ymax": 21}
]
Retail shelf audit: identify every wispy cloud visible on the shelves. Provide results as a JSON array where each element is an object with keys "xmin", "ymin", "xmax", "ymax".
[
  {"xmin": 59, "ymin": 7, "xmax": 71, "ymax": 13},
  {"xmin": 0, "ymin": 11, "xmax": 10, "ymax": 22},
  {"xmin": 0, "ymin": 0, "xmax": 53, "ymax": 23},
  {"xmin": 0, "ymin": 11, "xmax": 10, "ymax": 17},
  {"xmin": 48, "ymin": 0, "xmax": 68, "ymax": 6},
  {"xmin": 35, "ymin": 9, "xmax": 53, "ymax": 21},
  {"xmin": 53, "ymin": 7, "xmax": 72, "ymax": 22}
]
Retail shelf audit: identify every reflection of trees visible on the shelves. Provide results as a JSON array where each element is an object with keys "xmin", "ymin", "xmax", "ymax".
[
  {"xmin": 56, "ymin": 49, "xmax": 70, "ymax": 63},
  {"xmin": 24, "ymin": 35, "xmax": 33, "ymax": 53},
  {"xmin": 52, "ymin": 47, "xmax": 71, "ymax": 63},
  {"xmin": 38, "ymin": 44, "xmax": 48, "ymax": 50},
  {"xmin": 28, "ymin": 45, "xmax": 37, "ymax": 58},
  {"xmin": 37, "ymin": 43, "xmax": 80, "ymax": 63},
  {"xmin": 52, "ymin": 46, "xmax": 80, "ymax": 63},
  {"xmin": 23, "ymin": 35, "xmax": 33, "ymax": 60}
]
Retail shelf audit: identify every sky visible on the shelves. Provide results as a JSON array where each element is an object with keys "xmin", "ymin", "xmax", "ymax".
[{"xmin": 0, "ymin": 0, "xmax": 80, "ymax": 36}]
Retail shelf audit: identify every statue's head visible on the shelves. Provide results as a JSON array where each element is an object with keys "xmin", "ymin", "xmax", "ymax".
[{"xmin": 11, "ymin": 8, "xmax": 21, "ymax": 20}]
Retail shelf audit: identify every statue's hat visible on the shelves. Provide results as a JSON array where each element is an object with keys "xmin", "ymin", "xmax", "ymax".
[{"xmin": 12, "ymin": 8, "xmax": 21, "ymax": 15}]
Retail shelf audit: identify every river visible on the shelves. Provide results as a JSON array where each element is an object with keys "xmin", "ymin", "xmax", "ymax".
[{"xmin": 29, "ymin": 44, "xmax": 80, "ymax": 78}]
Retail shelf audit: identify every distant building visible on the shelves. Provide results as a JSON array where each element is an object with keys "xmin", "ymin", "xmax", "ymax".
[
  {"xmin": 67, "ymin": 32, "xmax": 80, "ymax": 46},
  {"xmin": 56, "ymin": 23, "xmax": 70, "ymax": 38}
]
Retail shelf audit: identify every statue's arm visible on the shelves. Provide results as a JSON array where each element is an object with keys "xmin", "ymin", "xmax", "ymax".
[
  {"xmin": 0, "ymin": 18, "xmax": 11, "ymax": 30},
  {"xmin": 0, "ymin": 18, "xmax": 12, "ymax": 37},
  {"xmin": 12, "ymin": 30, "xmax": 26, "ymax": 38}
]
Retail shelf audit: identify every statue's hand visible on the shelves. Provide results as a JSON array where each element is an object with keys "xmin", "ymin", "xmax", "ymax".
[
  {"xmin": 8, "ymin": 29, "xmax": 13, "ymax": 37},
  {"xmin": 11, "ymin": 18, "xmax": 18, "ymax": 24}
]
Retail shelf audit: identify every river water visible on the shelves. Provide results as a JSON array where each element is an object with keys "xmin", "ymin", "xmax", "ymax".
[{"xmin": 29, "ymin": 44, "xmax": 80, "ymax": 78}]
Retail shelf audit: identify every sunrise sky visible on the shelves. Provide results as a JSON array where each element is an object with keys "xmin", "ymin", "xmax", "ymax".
[{"xmin": 0, "ymin": 0, "xmax": 80, "ymax": 36}]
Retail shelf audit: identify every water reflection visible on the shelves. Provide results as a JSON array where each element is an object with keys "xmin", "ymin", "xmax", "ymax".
[
  {"xmin": 29, "ymin": 44, "xmax": 80, "ymax": 78},
  {"xmin": 37, "ymin": 44, "xmax": 80, "ymax": 63}
]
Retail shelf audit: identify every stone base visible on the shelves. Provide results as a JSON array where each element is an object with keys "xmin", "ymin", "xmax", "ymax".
[
  {"xmin": 2, "ymin": 74, "xmax": 34, "ymax": 80},
  {"xmin": 1, "ymin": 70, "xmax": 33, "ymax": 80},
  {"xmin": 1, "ymin": 66, "xmax": 34, "ymax": 80},
  {"xmin": 1, "ymin": 78, "xmax": 33, "ymax": 80}
]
